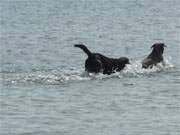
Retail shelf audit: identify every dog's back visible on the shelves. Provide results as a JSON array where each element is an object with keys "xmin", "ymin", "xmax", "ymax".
[{"xmin": 74, "ymin": 44, "xmax": 130, "ymax": 74}]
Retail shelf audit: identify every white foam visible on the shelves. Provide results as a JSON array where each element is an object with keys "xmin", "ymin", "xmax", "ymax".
[{"xmin": 2, "ymin": 56, "xmax": 174, "ymax": 85}]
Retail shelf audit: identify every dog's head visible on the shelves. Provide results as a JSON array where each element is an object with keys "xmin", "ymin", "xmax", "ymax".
[{"xmin": 151, "ymin": 43, "xmax": 166, "ymax": 54}]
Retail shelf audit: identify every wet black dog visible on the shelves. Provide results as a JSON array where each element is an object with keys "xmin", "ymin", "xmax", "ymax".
[
  {"xmin": 74, "ymin": 44, "xmax": 129, "ymax": 74},
  {"xmin": 142, "ymin": 43, "xmax": 166, "ymax": 68}
]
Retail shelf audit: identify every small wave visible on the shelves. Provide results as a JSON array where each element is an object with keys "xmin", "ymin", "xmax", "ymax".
[
  {"xmin": 85, "ymin": 56, "xmax": 174, "ymax": 79},
  {"xmin": 1, "ymin": 68, "xmax": 90, "ymax": 85},
  {"xmin": 1, "ymin": 57, "xmax": 174, "ymax": 85}
]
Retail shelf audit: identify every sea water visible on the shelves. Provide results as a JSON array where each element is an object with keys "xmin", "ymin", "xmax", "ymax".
[{"xmin": 0, "ymin": 0, "xmax": 180, "ymax": 135}]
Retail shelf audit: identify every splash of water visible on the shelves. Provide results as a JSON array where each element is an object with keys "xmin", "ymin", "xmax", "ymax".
[{"xmin": 1, "ymin": 57, "xmax": 174, "ymax": 85}]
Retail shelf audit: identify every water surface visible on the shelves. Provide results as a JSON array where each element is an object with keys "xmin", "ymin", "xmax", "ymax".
[{"xmin": 1, "ymin": 0, "xmax": 180, "ymax": 135}]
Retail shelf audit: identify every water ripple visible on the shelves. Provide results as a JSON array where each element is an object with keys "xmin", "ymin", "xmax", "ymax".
[{"xmin": 1, "ymin": 57, "xmax": 175, "ymax": 85}]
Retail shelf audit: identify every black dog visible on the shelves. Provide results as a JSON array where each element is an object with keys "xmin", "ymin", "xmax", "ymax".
[
  {"xmin": 142, "ymin": 43, "xmax": 166, "ymax": 68},
  {"xmin": 74, "ymin": 44, "xmax": 129, "ymax": 74}
]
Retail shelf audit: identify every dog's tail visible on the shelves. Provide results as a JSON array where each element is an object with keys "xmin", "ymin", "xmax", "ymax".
[{"xmin": 74, "ymin": 44, "xmax": 92, "ymax": 57}]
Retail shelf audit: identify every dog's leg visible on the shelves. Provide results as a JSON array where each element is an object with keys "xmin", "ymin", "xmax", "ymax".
[{"xmin": 85, "ymin": 59, "xmax": 103, "ymax": 73}]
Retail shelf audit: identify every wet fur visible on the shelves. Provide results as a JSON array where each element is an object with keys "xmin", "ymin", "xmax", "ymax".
[
  {"xmin": 74, "ymin": 44, "xmax": 129, "ymax": 74},
  {"xmin": 142, "ymin": 43, "xmax": 166, "ymax": 68}
]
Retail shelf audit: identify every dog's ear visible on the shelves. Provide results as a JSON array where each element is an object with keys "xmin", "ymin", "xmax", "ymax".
[
  {"xmin": 151, "ymin": 44, "xmax": 156, "ymax": 48},
  {"xmin": 159, "ymin": 43, "xmax": 167, "ymax": 48},
  {"xmin": 159, "ymin": 43, "xmax": 166, "ymax": 47},
  {"xmin": 151, "ymin": 43, "xmax": 167, "ymax": 48}
]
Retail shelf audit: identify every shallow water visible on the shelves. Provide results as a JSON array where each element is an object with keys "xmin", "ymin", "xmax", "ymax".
[{"xmin": 1, "ymin": 0, "xmax": 180, "ymax": 135}]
